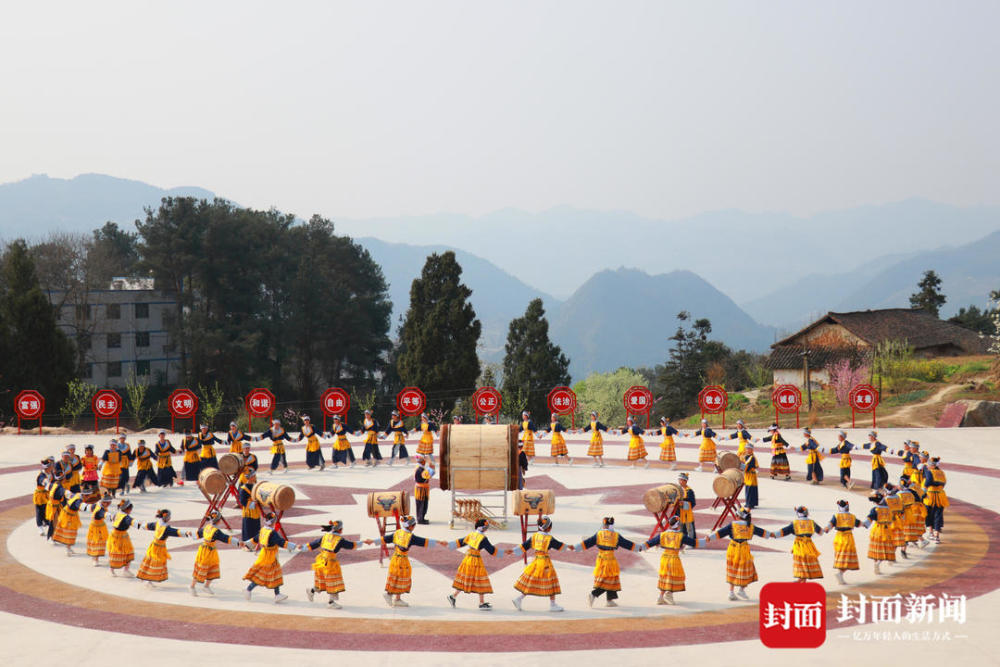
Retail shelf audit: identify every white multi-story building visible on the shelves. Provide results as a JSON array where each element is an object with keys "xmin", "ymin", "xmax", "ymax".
[{"xmin": 46, "ymin": 277, "xmax": 181, "ymax": 387}]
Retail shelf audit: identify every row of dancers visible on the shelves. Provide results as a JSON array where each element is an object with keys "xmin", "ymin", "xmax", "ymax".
[{"xmin": 32, "ymin": 450, "xmax": 948, "ymax": 611}]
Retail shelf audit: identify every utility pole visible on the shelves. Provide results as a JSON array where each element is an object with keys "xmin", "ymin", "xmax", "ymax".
[{"xmin": 802, "ymin": 348, "xmax": 812, "ymax": 411}]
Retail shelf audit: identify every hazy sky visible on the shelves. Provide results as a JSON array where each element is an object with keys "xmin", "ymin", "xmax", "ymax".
[{"xmin": 3, "ymin": 1, "xmax": 998, "ymax": 221}]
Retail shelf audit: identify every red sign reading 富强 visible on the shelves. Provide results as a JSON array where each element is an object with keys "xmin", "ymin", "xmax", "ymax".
[{"xmin": 14, "ymin": 389, "xmax": 45, "ymax": 434}]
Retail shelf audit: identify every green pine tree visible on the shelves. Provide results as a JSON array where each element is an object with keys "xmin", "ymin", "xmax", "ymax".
[
  {"xmin": 909, "ymin": 270, "xmax": 946, "ymax": 318},
  {"xmin": 396, "ymin": 251, "xmax": 481, "ymax": 413},
  {"xmin": 0, "ymin": 240, "xmax": 76, "ymax": 409},
  {"xmin": 502, "ymin": 298, "xmax": 571, "ymax": 420}
]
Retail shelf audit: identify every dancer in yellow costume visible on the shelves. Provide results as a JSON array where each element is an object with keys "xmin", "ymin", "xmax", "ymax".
[
  {"xmin": 359, "ymin": 410, "xmax": 383, "ymax": 466},
  {"xmin": 382, "ymin": 515, "xmax": 433, "ymax": 607},
  {"xmin": 385, "ymin": 410, "xmax": 410, "ymax": 465},
  {"xmin": 227, "ymin": 421, "xmax": 250, "ymax": 454},
  {"xmin": 705, "ymin": 506, "xmax": 768, "ymax": 601},
  {"xmin": 99, "ymin": 440, "xmax": 125, "ymax": 496},
  {"xmin": 154, "ymin": 430, "xmax": 178, "ymax": 488},
  {"xmin": 107, "ymin": 499, "xmax": 138, "ymax": 576},
  {"xmin": 303, "ymin": 520, "xmax": 371, "ymax": 608},
  {"xmin": 543, "ymin": 413, "xmax": 573, "ymax": 464},
  {"xmin": 33, "ymin": 462, "xmax": 50, "ymax": 536},
  {"xmin": 52, "ymin": 490, "xmax": 84, "ymax": 555},
  {"xmin": 884, "ymin": 483, "xmax": 909, "ymax": 558},
  {"xmin": 517, "ymin": 411, "xmax": 536, "ymax": 459},
  {"xmin": 824, "ymin": 499, "xmax": 861, "ymax": 584},
  {"xmin": 509, "ymin": 516, "xmax": 573, "ymax": 612},
  {"xmin": 244, "ymin": 513, "xmax": 298, "ymax": 603},
  {"xmin": 643, "ymin": 515, "xmax": 702, "ymax": 605},
  {"xmin": 296, "ymin": 415, "xmax": 326, "ymax": 470},
  {"xmin": 828, "ymin": 430, "xmax": 856, "ymax": 489},
  {"xmin": 621, "ymin": 417, "xmax": 648, "ymax": 468},
  {"xmin": 329, "ymin": 415, "xmax": 355, "ymax": 467},
  {"xmin": 863, "ymin": 492, "xmax": 896, "ymax": 574},
  {"xmin": 86, "ymin": 494, "xmax": 114, "ymax": 565},
  {"xmin": 899, "ymin": 476, "xmax": 928, "ymax": 548},
  {"xmin": 442, "ymin": 518, "xmax": 499, "ymax": 610},
  {"xmin": 923, "ymin": 456, "xmax": 948, "ymax": 543},
  {"xmin": 655, "ymin": 416, "xmax": 686, "ymax": 468},
  {"xmin": 763, "ymin": 424, "xmax": 791, "ymax": 480},
  {"xmin": 582, "ymin": 411, "xmax": 609, "ymax": 466},
  {"xmin": 577, "ymin": 517, "xmax": 639, "ymax": 608},
  {"xmin": 191, "ymin": 509, "xmax": 242, "ymax": 596},
  {"xmin": 722, "ymin": 419, "xmax": 753, "ymax": 459},
  {"xmin": 417, "ymin": 412, "xmax": 438, "ymax": 458},
  {"xmin": 691, "ymin": 419, "xmax": 718, "ymax": 472},
  {"xmin": 137, "ymin": 508, "xmax": 191, "ymax": 586},
  {"xmin": 254, "ymin": 419, "xmax": 291, "ymax": 474},
  {"xmin": 769, "ymin": 506, "xmax": 824, "ymax": 581}
]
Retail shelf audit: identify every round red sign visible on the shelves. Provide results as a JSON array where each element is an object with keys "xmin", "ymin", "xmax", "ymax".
[
  {"xmin": 246, "ymin": 388, "xmax": 276, "ymax": 417},
  {"xmin": 771, "ymin": 384, "xmax": 802, "ymax": 413},
  {"xmin": 848, "ymin": 384, "xmax": 880, "ymax": 412},
  {"xmin": 15, "ymin": 390, "xmax": 45, "ymax": 419},
  {"xmin": 321, "ymin": 388, "xmax": 350, "ymax": 416},
  {"xmin": 92, "ymin": 389, "xmax": 122, "ymax": 418},
  {"xmin": 698, "ymin": 385, "xmax": 728, "ymax": 413},
  {"xmin": 547, "ymin": 386, "xmax": 577, "ymax": 415},
  {"xmin": 472, "ymin": 386, "xmax": 501, "ymax": 414},
  {"xmin": 397, "ymin": 387, "xmax": 427, "ymax": 416},
  {"xmin": 167, "ymin": 388, "xmax": 198, "ymax": 418},
  {"xmin": 623, "ymin": 385, "xmax": 653, "ymax": 414}
]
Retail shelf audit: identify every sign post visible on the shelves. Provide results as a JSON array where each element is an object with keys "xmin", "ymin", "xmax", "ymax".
[
  {"xmin": 92, "ymin": 389, "xmax": 123, "ymax": 433},
  {"xmin": 320, "ymin": 388, "xmax": 351, "ymax": 431},
  {"xmin": 396, "ymin": 386, "xmax": 427, "ymax": 417},
  {"xmin": 245, "ymin": 388, "xmax": 276, "ymax": 431},
  {"xmin": 167, "ymin": 388, "xmax": 198, "ymax": 433},
  {"xmin": 547, "ymin": 386, "xmax": 577, "ymax": 428},
  {"xmin": 14, "ymin": 390, "xmax": 45, "ymax": 435},
  {"xmin": 698, "ymin": 385, "xmax": 729, "ymax": 429},
  {"xmin": 472, "ymin": 386, "xmax": 502, "ymax": 423},
  {"xmin": 848, "ymin": 384, "xmax": 880, "ymax": 429},
  {"xmin": 771, "ymin": 384, "xmax": 803, "ymax": 428},
  {"xmin": 623, "ymin": 385, "xmax": 653, "ymax": 427}
]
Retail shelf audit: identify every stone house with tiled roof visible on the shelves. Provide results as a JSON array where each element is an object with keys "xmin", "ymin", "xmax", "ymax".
[{"xmin": 767, "ymin": 308, "xmax": 987, "ymax": 387}]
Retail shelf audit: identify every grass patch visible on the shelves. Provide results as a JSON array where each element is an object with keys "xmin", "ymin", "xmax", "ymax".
[{"xmin": 881, "ymin": 389, "xmax": 931, "ymax": 407}]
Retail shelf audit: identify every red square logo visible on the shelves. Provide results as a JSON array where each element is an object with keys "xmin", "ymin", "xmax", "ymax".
[{"xmin": 759, "ymin": 582, "xmax": 826, "ymax": 648}]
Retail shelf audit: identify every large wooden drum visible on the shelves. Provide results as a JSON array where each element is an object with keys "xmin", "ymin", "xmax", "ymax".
[
  {"xmin": 716, "ymin": 452, "xmax": 741, "ymax": 472},
  {"xmin": 218, "ymin": 453, "xmax": 243, "ymax": 476},
  {"xmin": 367, "ymin": 490, "xmax": 410, "ymax": 518},
  {"xmin": 198, "ymin": 467, "xmax": 227, "ymax": 497},
  {"xmin": 643, "ymin": 483, "xmax": 682, "ymax": 513},
  {"xmin": 712, "ymin": 469, "xmax": 744, "ymax": 498},
  {"xmin": 512, "ymin": 489, "xmax": 555, "ymax": 515},
  {"xmin": 252, "ymin": 482, "xmax": 295, "ymax": 511},
  {"xmin": 439, "ymin": 424, "xmax": 518, "ymax": 491}
]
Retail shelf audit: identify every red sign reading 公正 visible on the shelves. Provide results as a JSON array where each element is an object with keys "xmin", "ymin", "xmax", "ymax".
[
  {"xmin": 14, "ymin": 389, "xmax": 45, "ymax": 435},
  {"xmin": 698, "ymin": 385, "xmax": 729, "ymax": 428},
  {"xmin": 92, "ymin": 389, "xmax": 122, "ymax": 434},
  {"xmin": 758, "ymin": 582, "xmax": 826, "ymax": 648},
  {"xmin": 472, "ymin": 386, "xmax": 501, "ymax": 418},
  {"xmin": 848, "ymin": 383, "xmax": 880, "ymax": 429},
  {"xmin": 397, "ymin": 387, "xmax": 426, "ymax": 417},
  {"xmin": 771, "ymin": 384, "xmax": 802, "ymax": 428},
  {"xmin": 167, "ymin": 388, "xmax": 198, "ymax": 432}
]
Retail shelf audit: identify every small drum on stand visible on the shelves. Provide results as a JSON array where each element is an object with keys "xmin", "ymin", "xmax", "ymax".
[
  {"xmin": 367, "ymin": 490, "xmax": 409, "ymax": 518},
  {"xmin": 716, "ymin": 452, "xmax": 741, "ymax": 472},
  {"xmin": 643, "ymin": 483, "xmax": 683, "ymax": 539},
  {"xmin": 712, "ymin": 469, "xmax": 743, "ymax": 498},
  {"xmin": 252, "ymin": 482, "xmax": 296, "ymax": 512},
  {"xmin": 198, "ymin": 468, "xmax": 227, "ymax": 498},
  {"xmin": 218, "ymin": 453, "xmax": 243, "ymax": 477}
]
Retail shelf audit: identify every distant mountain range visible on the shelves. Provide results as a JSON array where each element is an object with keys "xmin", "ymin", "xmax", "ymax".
[
  {"xmin": 2, "ymin": 172, "xmax": 998, "ymax": 377},
  {"xmin": 334, "ymin": 200, "xmax": 1000, "ymax": 304},
  {"xmin": 0, "ymin": 173, "xmax": 215, "ymax": 240},
  {"xmin": 747, "ymin": 231, "xmax": 1000, "ymax": 334}
]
